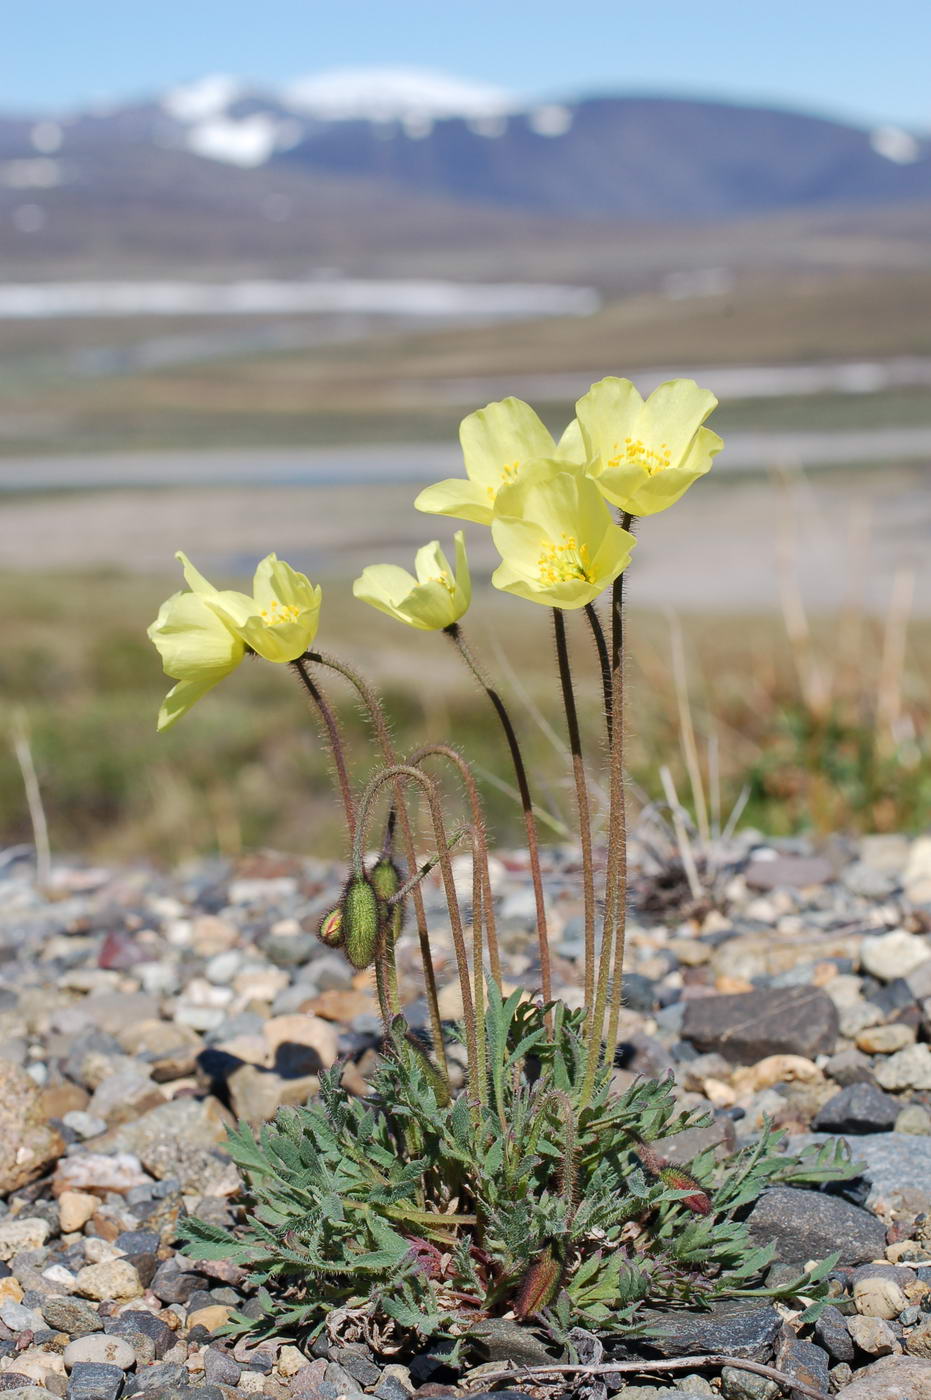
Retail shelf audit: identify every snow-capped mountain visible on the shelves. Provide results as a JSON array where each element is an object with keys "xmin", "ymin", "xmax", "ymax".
[{"xmin": 1, "ymin": 67, "xmax": 929, "ymax": 270}]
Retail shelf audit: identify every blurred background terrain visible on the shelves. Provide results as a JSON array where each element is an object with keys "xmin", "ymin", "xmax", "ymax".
[{"xmin": 2, "ymin": 0, "xmax": 930, "ymax": 860}]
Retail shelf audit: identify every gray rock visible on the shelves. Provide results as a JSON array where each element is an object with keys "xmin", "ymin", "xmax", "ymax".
[
  {"xmin": 833, "ymin": 1354, "xmax": 931, "ymax": 1398},
  {"xmin": 322, "ymin": 1363, "xmax": 365, "ymax": 1398},
  {"xmin": 40, "ymin": 1298, "xmax": 101, "ymax": 1338},
  {"xmin": 812, "ymin": 1083, "xmax": 901, "ymax": 1134},
  {"xmin": 66, "ymin": 1363, "xmax": 124, "ymax": 1400},
  {"xmin": 201, "ymin": 1350, "xmax": 240, "ymax": 1388},
  {"xmin": 824, "ymin": 1049, "xmax": 876, "ymax": 1086},
  {"xmin": 744, "ymin": 856, "xmax": 834, "ymax": 889},
  {"xmin": 334, "ymin": 1350, "xmax": 381, "ymax": 1387},
  {"xmin": 775, "ymin": 1332, "xmax": 831, "ymax": 1397},
  {"xmin": 104, "ymin": 1313, "xmax": 175, "ymax": 1362},
  {"xmin": 814, "ymin": 1304, "xmax": 855, "ymax": 1362},
  {"xmin": 831, "ymin": 1132, "xmax": 931, "ymax": 1210},
  {"xmin": 634, "ymin": 1302, "xmax": 781, "ymax": 1360},
  {"xmin": 720, "ymin": 1367, "xmax": 780, "ymax": 1399},
  {"xmin": 681, "ymin": 986, "xmax": 838, "ymax": 1063},
  {"xmin": 135, "ymin": 1364, "xmax": 186, "ymax": 1392},
  {"xmin": 747, "ymin": 1187, "xmax": 885, "ymax": 1266},
  {"xmin": 874, "ymin": 1043, "xmax": 931, "ymax": 1092}
]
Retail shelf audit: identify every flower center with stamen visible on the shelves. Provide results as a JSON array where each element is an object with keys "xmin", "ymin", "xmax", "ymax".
[
  {"xmin": 486, "ymin": 460, "xmax": 522, "ymax": 502},
  {"xmin": 259, "ymin": 599, "xmax": 302, "ymax": 625},
  {"xmin": 430, "ymin": 572, "xmax": 456, "ymax": 595},
  {"xmin": 538, "ymin": 534, "xmax": 592, "ymax": 585},
  {"xmin": 607, "ymin": 436, "xmax": 672, "ymax": 476}
]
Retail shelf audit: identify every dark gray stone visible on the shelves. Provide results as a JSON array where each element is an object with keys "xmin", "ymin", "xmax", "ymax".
[
  {"xmin": 67, "ymin": 1362, "xmax": 125, "ymax": 1400},
  {"xmin": 775, "ymin": 1331, "xmax": 831, "ymax": 1398},
  {"xmin": 149, "ymin": 1259, "xmax": 204, "ymax": 1305},
  {"xmin": 323, "ymin": 1363, "xmax": 365, "ymax": 1397},
  {"xmin": 136, "ymin": 1364, "xmax": 186, "ymax": 1392},
  {"xmin": 812, "ymin": 1083, "xmax": 901, "ymax": 1134},
  {"xmin": 824, "ymin": 1049, "xmax": 876, "ymax": 1087},
  {"xmin": 747, "ymin": 1187, "xmax": 885, "ymax": 1266},
  {"xmin": 104, "ymin": 1311, "xmax": 175, "ymax": 1360},
  {"xmin": 40, "ymin": 1296, "xmax": 100, "ymax": 1337},
  {"xmin": 744, "ymin": 856, "xmax": 834, "ymax": 890},
  {"xmin": 681, "ymin": 986, "xmax": 838, "ymax": 1063},
  {"xmin": 792, "ymin": 1131, "xmax": 931, "ymax": 1210},
  {"xmin": 201, "ymin": 1349, "xmax": 240, "ymax": 1388},
  {"xmin": 634, "ymin": 1302, "xmax": 782, "ymax": 1360},
  {"xmin": 334, "ymin": 1350, "xmax": 381, "ymax": 1387},
  {"xmin": 814, "ymin": 1304, "xmax": 855, "ymax": 1362}
]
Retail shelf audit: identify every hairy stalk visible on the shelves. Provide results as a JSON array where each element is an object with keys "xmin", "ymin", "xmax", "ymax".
[
  {"xmin": 354, "ymin": 765, "xmax": 482, "ymax": 1112},
  {"xmin": 551, "ymin": 610, "xmax": 596, "ymax": 1027},
  {"xmin": 444, "ymin": 624, "xmax": 552, "ymax": 1008},
  {"xmin": 303, "ymin": 650, "xmax": 447, "ymax": 1077},
  {"xmin": 291, "ymin": 659, "xmax": 356, "ymax": 844},
  {"xmin": 408, "ymin": 743, "xmax": 501, "ymax": 982},
  {"xmin": 583, "ymin": 515, "xmax": 633, "ymax": 1104},
  {"xmin": 585, "ymin": 602, "xmax": 613, "ymax": 745}
]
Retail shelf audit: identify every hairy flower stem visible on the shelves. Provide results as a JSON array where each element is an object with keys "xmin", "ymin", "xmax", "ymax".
[
  {"xmin": 354, "ymin": 764, "xmax": 482, "ymax": 1114},
  {"xmin": 582, "ymin": 515, "xmax": 634, "ymax": 1106},
  {"xmin": 444, "ymin": 624, "xmax": 552, "ymax": 1009},
  {"xmin": 552, "ymin": 610, "xmax": 597, "ymax": 1028},
  {"xmin": 585, "ymin": 603, "xmax": 613, "ymax": 745},
  {"xmin": 303, "ymin": 650, "xmax": 447, "ymax": 1078},
  {"xmin": 291, "ymin": 659, "xmax": 356, "ymax": 844},
  {"xmin": 407, "ymin": 743, "xmax": 502, "ymax": 982}
]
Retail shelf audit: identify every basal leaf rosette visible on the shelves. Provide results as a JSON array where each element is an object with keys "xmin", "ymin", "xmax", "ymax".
[
  {"xmin": 578, "ymin": 377, "xmax": 723, "ymax": 516},
  {"xmin": 415, "ymin": 397, "xmax": 583, "ymax": 525},
  {"xmin": 490, "ymin": 460, "xmax": 636, "ymax": 610},
  {"xmin": 353, "ymin": 531, "xmax": 471, "ymax": 630}
]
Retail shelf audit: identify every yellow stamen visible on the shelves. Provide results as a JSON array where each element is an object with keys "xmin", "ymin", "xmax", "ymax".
[
  {"xmin": 430, "ymin": 572, "xmax": 456, "ymax": 595},
  {"xmin": 259, "ymin": 599, "xmax": 302, "ymax": 626},
  {"xmin": 607, "ymin": 437, "xmax": 672, "ymax": 476},
  {"xmin": 537, "ymin": 534, "xmax": 592, "ymax": 585}
]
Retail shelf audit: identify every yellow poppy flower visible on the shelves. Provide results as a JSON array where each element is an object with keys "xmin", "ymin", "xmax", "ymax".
[
  {"xmin": 148, "ymin": 590, "xmax": 245, "ymax": 732},
  {"xmin": 490, "ymin": 461, "xmax": 636, "ymax": 610},
  {"xmin": 415, "ymin": 397, "xmax": 582, "ymax": 525},
  {"xmin": 577, "ymin": 377, "xmax": 723, "ymax": 515},
  {"xmin": 177, "ymin": 551, "xmax": 322, "ymax": 664},
  {"xmin": 353, "ymin": 531, "xmax": 470, "ymax": 630}
]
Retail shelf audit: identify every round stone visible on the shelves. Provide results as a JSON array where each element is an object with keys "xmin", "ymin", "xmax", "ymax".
[{"xmin": 64, "ymin": 1335, "xmax": 136, "ymax": 1371}]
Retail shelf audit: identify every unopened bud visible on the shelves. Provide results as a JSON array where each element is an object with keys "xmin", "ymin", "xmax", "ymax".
[
  {"xmin": 371, "ymin": 856, "xmax": 405, "ymax": 948},
  {"xmin": 341, "ymin": 873, "xmax": 380, "ymax": 969},
  {"xmin": 659, "ymin": 1166, "xmax": 712, "ymax": 1216},
  {"xmin": 514, "ymin": 1241, "xmax": 565, "ymax": 1320},
  {"xmin": 317, "ymin": 906, "xmax": 344, "ymax": 947}
]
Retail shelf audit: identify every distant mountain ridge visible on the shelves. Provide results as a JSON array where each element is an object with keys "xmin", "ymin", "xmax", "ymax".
[{"xmin": 1, "ymin": 67, "xmax": 929, "ymax": 272}]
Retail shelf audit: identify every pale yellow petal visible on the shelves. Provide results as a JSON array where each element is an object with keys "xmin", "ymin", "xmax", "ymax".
[
  {"xmin": 459, "ymin": 397, "xmax": 556, "ymax": 492},
  {"xmin": 414, "ymin": 478, "xmax": 493, "ymax": 525},
  {"xmin": 148, "ymin": 591, "xmax": 244, "ymax": 681}
]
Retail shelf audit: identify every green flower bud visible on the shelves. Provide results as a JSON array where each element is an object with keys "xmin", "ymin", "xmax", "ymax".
[
  {"xmin": 317, "ymin": 906, "xmax": 344, "ymax": 948},
  {"xmin": 370, "ymin": 855, "xmax": 405, "ymax": 949},
  {"xmin": 341, "ymin": 873, "xmax": 380, "ymax": 970}
]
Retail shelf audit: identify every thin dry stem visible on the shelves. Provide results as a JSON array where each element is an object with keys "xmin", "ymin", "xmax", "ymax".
[
  {"xmin": 9, "ymin": 708, "xmax": 51, "ymax": 889},
  {"xmin": 667, "ymin": 609, "xmax": 710, "ymax": 844},
  {"xmin": 877, "ymin": 566, "xmax": 914, "ymax": 747},
  {"xmin": 464, "ymin": 1355, "xmax": 829, "ymax": 1400},
  {"xmin": 660, "ymin": 764, "xmax": 703, "ymax": 899}
]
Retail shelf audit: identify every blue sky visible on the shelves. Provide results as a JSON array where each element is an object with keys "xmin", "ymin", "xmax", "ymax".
[{"xmin": 5, "ymin": 0, "xmax": 930, "ymax": 130}]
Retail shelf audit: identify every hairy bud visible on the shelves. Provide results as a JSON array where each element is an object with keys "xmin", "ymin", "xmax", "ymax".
[
  {"xmin": 317, "ymin": 906, "xmax": 344, "ymax": 948},
  {"xmin": 370, "ymin": 855, "xmax": 405, "ymax": 948},
  {"xmin": 513, "ymin": 1241, "xmax": 565, "ymax": 1320},
  {"xmin": 341, "ymin": 873, "xmax": 380, "ymax": 970},
  {"xmin": 659, "ymin": 1166, "xmax": 712, "ymax": 1216}
]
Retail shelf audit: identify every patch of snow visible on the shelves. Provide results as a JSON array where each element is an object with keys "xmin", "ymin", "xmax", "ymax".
[
  {"xmin": 162, "ymin": 74, "xmax": 245, "ymax": 124},
  {"xmin": 0, "ymin": 279, "xmax": 600, "ymax": 321},
  {"xmin": 870, "ymin": 125, "xmax": 922, "ymax": 164},
  {"xmin": 283, "ymin": 66, "xmax": 517, "ymax": 123},
  {"xmin": 30, "ymin": 122, "xmax": 62, "ymax": 154},
  {"xmin": 527, "ymin": 105, "xmax": 573, "ymax": 138},
  {"xmin": 0, "ymin": 159, "xmax": 63, "ymax": 189},
  {"xmin": 186, "ymin": 114, "xmax": 302, "ymax": 168}
]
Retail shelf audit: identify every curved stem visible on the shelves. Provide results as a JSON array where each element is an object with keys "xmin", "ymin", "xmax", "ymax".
[
  {"xmin": 291, "ymin": 658, "xmax": 356, "ymax": 845},
  {"xmin": 552, "ymin": 610, "xmax": 596, "ymax": 1027},
  {"xmin": 445, "ymin": 624, "xmax": 552, "ymax": 1009},
  {"xmin": 355, "ymin": 764, "xmax": 481, "ymax": 1112},
  {"xmin": 304, "ymin": 650, "xmax": 447, "ymax": 1077},
  {"xmin": 407, "ymin": 743, "xmax": 501, "ymax": 983},
  {"xmin": 585, "ymin": 602, "xmax": 613, "ymax": 746}
]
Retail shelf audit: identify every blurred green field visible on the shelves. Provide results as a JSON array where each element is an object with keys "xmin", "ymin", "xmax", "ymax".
[{"xmin": 3, "ymin": 569, "xmax": 929, "ymax": 864}]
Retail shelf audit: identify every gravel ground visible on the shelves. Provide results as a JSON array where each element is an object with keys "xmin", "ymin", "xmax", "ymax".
[{"xmin": 2, "ymin": 828, "xmax": 931, "ymax": 1400}]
